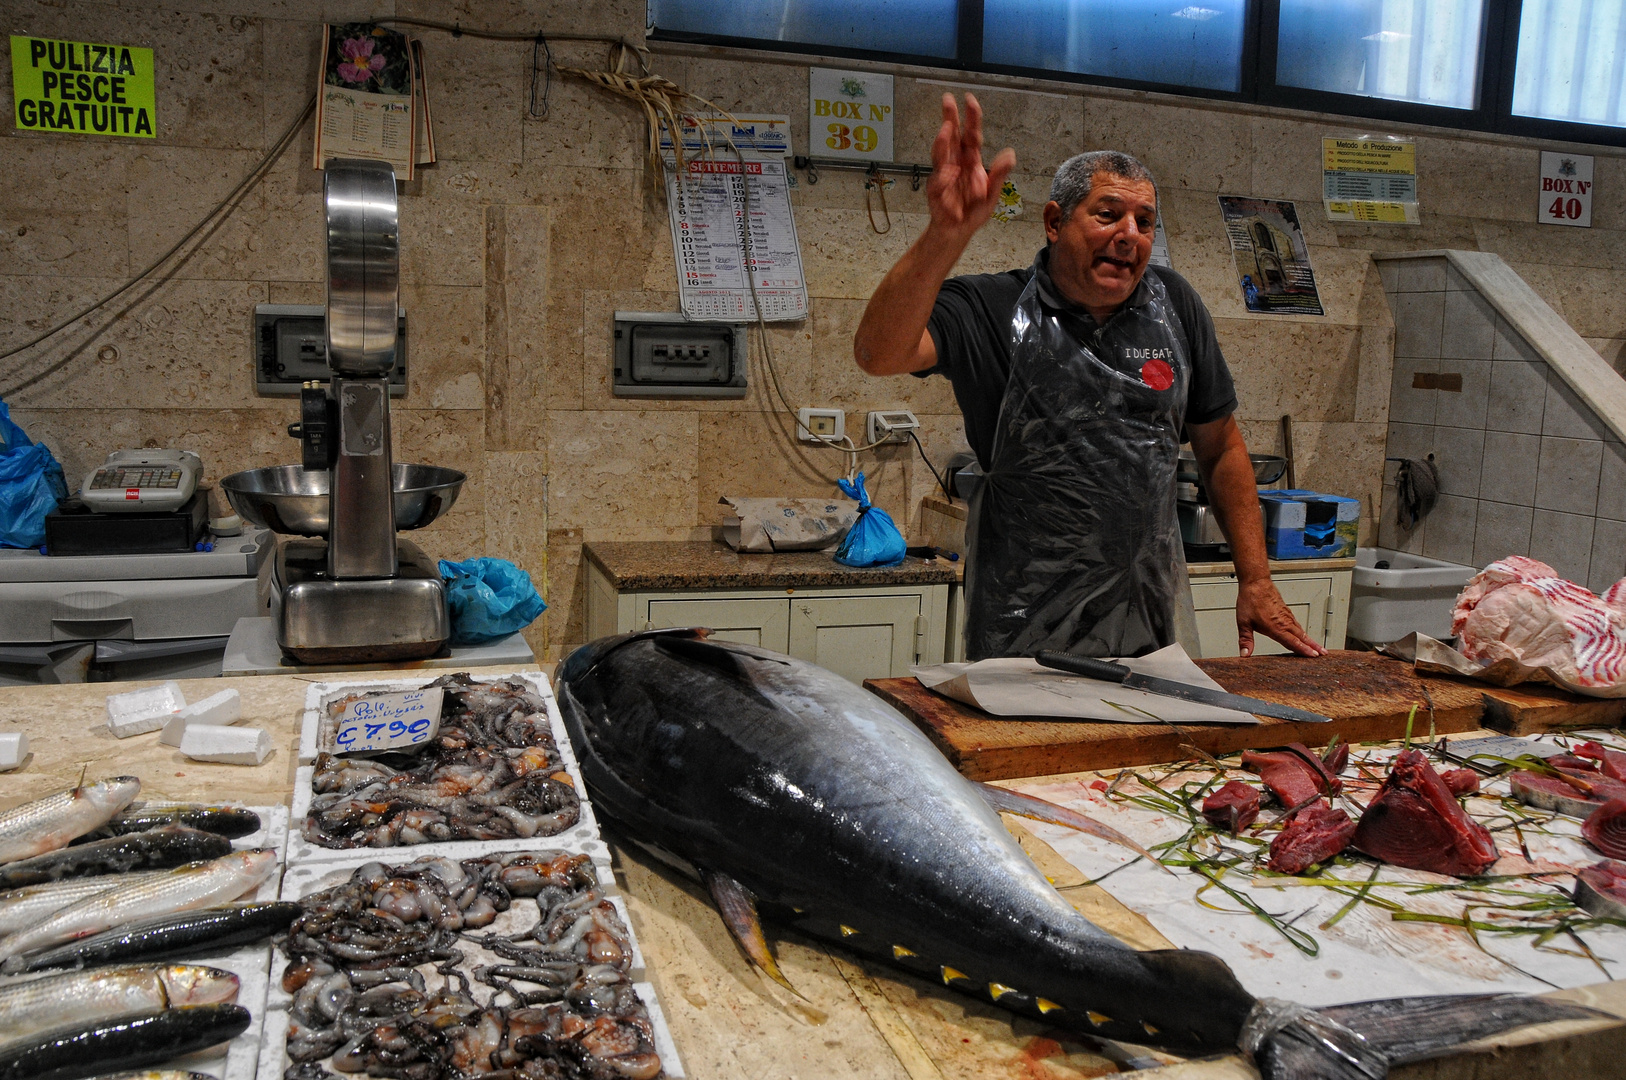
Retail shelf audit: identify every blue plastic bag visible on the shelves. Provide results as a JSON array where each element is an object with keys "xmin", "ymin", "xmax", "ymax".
[
  {"xmin": 0, "ymin": 400, "xmax": 66, "ymax": 549},
  {"xmin": 438, "ymin": 557, "xmax": 548, "ymax": 645},
  {"xmin": 833, "ymin": 472, "xmax": 906, "ymax": 568}
]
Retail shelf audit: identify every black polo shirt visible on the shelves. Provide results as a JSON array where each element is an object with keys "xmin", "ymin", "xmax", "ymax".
[{"xmin": 921, "ymin": 251, "xmax": 1238, "ymax": 467}]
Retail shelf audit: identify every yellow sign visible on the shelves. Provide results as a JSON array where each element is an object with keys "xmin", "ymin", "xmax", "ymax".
[
  {"xmin": 1322, "ymin": 138, "xmax": 1416, "ymax": 174},
  {"xmin": 10, "ymin": 35, "xmax": 155, "ymax": 137},
  {"xmin": 1326, "ymin": 200, "xmax": 1411, "ymax": 223}
]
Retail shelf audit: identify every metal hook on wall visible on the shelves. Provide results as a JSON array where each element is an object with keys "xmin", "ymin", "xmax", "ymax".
[
  {"xmin": 911, "ymin": 164, "xmax": 923, "ymax": 191},
  {"xmin": 864, "ymin": 165, "xmax": 892, "ymax": 235}
]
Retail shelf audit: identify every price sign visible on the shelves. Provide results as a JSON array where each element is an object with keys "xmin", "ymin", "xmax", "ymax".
[{"xmin": 333, "ymin": 688, "xmax": 443, "ymax": 754}]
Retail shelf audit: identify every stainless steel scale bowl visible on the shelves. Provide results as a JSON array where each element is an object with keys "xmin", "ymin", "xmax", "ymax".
[{"xmin": 222, "ymin": 464, "xmax": 464, "ymax": 536}]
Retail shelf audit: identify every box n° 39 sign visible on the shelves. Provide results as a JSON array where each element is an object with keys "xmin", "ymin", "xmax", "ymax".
[
  {"xmin": 333, "ymin": 687, "xmax": 444, "ymax": 754},
  {"xmin": 10, "ymin": 34, "xmax": 156, "ymax": 138}
]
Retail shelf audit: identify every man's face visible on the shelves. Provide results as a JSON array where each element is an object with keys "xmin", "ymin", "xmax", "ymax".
[{"xmin": 1043, "ymin": 174, "xmax": 1157, "ymax": 315}]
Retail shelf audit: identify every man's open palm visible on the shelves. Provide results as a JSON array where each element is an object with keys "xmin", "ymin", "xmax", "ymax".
[{"xmin": 927, "ymin": 92, "xmax": 1016, "ymax": 237}]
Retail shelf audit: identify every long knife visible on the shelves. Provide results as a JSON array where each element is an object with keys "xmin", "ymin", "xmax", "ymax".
[{"xmin": 1034, "ymin": 650, "xmax": 1333, "ymax": 724}]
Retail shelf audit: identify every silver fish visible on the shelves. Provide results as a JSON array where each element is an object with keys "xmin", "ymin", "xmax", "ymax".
[
  {"xmin": 0, "ymin": 849, "xmax": 276, "ymax": 966},
  {"xmin": 0, "ymin": 778, "xmax": 141, "ymax": 865},
  {"xmin": 0, "ymin": 963, "xmax": 239, "ymax": 1047},
  {"xmin": 88, "ymin": 1074, "xmax": 215, "ymax": 1080},
  {"xmin": 0, "ymin": 873, "xmax": 166, "ymax": 939}
]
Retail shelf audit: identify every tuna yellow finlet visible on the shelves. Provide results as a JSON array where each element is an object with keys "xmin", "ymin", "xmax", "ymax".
[
  {"xmin": 839, "ymin": 924, "xmax": 859, "ymax": 937},
  {"xmin": 1087, "ymin": 1010, "xmax": 1111, "ymax": 1026},
  {"xmin": 988, "ymin": 982, "xmax": 1016, "ymax": 1000},
  {"xmin": 892, "ymin": 944, "xmax": 916, "ymax": 959},
  {"xmin": 1036, "ymin": 997, "xmax": 1063, "ymax": 1014},
  {"xmin": 940, "ymin": 966, "xmax": 967, "ymax": 984},
  {"xmin": 1143, "ymin": 1021, "xmax": 1160, "ymax": 1036}
]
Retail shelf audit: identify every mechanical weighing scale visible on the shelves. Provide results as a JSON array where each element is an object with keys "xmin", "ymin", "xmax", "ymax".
[{"xmin": 222, "ymin": 159, "xmax": 469, "ymax": 665}]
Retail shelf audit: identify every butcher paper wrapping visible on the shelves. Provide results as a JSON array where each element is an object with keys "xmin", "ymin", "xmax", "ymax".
[
  {"xmin": 1382, "ymin": 632, "xmax": 1626, "ymax": 699},
  {"xmin": 719, "ymin": 496, "xmax": 857, "ymax": 553},
  {"xmin": 911, "ymin": 644, "xmax": 1259, "ymax": 724}
]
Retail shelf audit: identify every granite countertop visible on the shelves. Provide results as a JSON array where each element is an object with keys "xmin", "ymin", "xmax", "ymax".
[{"xmin": 584, "ymin": 541, "xmax": 959, "ymax": 590}]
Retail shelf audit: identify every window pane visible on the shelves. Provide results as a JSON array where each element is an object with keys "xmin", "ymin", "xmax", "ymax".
[
  {"xmin": 1276, "ymin": 0, "xmax": 1485, "ymax": 110},
  {"xmin": 647, "ymin": 0, "xmax": 959, "ymax": 58},
  {"xmin": 1513, "ymin": 1, "xmax": 1626, "ymax": 127},
  {"xmin": 982, "ymin": 1, "xmax": 1245, "ymax": 91}
]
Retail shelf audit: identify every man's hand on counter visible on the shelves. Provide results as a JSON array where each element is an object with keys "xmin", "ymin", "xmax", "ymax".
[{"xmin": 1235, "ymin": 576, "xmax": 1327, "ymax": 658}]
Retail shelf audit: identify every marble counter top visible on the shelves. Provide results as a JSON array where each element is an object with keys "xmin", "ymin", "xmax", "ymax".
[{"xmin": 584, "ymin": 540, "xmax": 958, "ymax": 590}]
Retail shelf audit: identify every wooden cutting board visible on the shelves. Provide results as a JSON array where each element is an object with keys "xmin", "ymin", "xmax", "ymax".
[
  {"xmin": 1477, "ymin": 682, "xmax": 1626, "ymax": 735},
  {"xmin": 865, "ymin": 651, "xmax": 1488, "ymax": 780}
]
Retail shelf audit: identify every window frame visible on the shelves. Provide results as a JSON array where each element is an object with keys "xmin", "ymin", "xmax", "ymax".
[{"xmin": 646, "ymin": 0, "xmax": 1626, "ymax": 148}]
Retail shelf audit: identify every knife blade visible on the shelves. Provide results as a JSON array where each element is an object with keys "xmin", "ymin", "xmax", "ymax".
[{"xmin": 1033, "ymin": 650, "xmax": 1333, "ymax": 724}]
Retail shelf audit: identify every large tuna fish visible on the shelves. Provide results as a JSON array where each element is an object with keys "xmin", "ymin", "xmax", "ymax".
[{"xmin": 557, "ymin": 630, "xmax": 1603, "ymax": 1079}]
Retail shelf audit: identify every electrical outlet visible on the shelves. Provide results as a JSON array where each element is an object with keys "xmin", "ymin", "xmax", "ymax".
[
  {"xmin": 797, "ymin": 407, "xmax": 845, "ymax": 443},
  {"xmin": 866, "ymin": 409, "xmax": 920, "ymax": 445}
]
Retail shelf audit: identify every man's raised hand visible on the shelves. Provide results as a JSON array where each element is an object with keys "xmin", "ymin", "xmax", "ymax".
[{"xmin": 927, "ymin": 92, "xmax": 1016, "ymax": 238}]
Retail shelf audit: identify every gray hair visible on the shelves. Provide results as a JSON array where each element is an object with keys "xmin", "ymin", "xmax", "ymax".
[{"xmin": 1049, "ymin": 151, "xmax": 1157, "ymax": 222}]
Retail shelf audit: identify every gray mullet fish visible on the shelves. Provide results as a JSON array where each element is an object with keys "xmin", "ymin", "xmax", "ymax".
[
  {"xmin": 0, "ymin": 825, "xmax": 231, "ymax": 890},
  {"xmin": 0, "ymin": 872, "xmax": 167, "ymax": 939},
  {"xmin": 18, "ymin": 902, "xmax": 301, "ymax": 973},
  {"xmin": 557, "ymin": 630, "xmax": 1608, "ymax": 1080},
  {"xmin": 0, "ymin": 1003, "xmax": 250, "ymax": 1080},
  {"xmin": 0, "ymin": 778, "xmax": 141, "ymax": 865},
  {"xmin": 0, "ymin": 963, "xmax": 239, "ymax": 1047}
]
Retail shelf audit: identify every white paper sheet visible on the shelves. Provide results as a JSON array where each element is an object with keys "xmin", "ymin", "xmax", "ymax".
[{"xmin": 910, "ymin": 644, "xmax": 1260, "ymax": 725}]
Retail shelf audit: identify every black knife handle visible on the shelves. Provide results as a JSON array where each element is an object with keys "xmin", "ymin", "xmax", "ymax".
[{"xmin": 1035, "ymin": 651, "xmax": 1130, "ymax": 683}]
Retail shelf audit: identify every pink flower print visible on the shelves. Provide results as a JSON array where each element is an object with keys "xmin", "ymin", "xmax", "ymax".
[{"xmin": 337, "ymin": 37, "xmax": 386, "ymax": 84}]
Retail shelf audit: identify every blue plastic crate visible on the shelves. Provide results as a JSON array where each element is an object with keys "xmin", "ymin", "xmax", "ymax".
[{"xmin": 1259, "ymin": 489, "xmax": 1360, "ymax": 560}]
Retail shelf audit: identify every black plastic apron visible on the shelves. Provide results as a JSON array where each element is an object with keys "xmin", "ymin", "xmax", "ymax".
[{"xmin": 964, "ymin": 261, "xmax": 1193, "ymax": 660}]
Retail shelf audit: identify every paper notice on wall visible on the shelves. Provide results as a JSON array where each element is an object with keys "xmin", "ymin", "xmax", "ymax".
[
  {"xmin": 1322, "ymin": 136, "xmax": 1418, "ymax": 224},
  {"xmin": 665, "ymin": 155, "xmax": 809, "ymax": 322},
  {"xmin": 809, "ymin": 68, "xmax": 894, "ymax": 162},
  {"xmin": 659, "ymin": 113, "xmax": 793, "ymax": 159},
  {"xmin": 1538, "ymin": 150, "xmax": 1593, "ymax": 227},
  {"xmin": 313, "ymin": 23, "xmax": 416, "ymax": 179},
  {"xmin": 1218, "ymin": 196, "xmax": 1324, "ymax": 316}
]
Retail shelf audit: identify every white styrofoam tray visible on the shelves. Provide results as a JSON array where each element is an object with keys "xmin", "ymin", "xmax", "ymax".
[
  {"xmin": 260, "ymin": 846, "xmax": 680, "ymax": 1080},
  {"xmin": 155, "ymin": 939, "xmax": 274, "ymax": 1080},
  {"xmin": 288, "ymin": 672, "xmax": 603, "ymax": 865}
]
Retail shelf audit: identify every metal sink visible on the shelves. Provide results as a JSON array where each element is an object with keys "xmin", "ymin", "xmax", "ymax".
[{"xmin": 220, "ymin": 464, "xmax": 465, "ymax": 536}]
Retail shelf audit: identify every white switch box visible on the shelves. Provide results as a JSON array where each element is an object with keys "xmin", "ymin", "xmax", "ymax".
[
  {"xmin": 866, "ymin": 409, "xmax": 920, "ymax": 444},
  {"xmin": 796, "ymin": 408, "xmax": 845, "ymax": 443}
]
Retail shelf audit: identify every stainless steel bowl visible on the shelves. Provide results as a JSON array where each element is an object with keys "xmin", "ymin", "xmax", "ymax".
[
  {"xmin": 221, "ymin": 464, "xmax": 466, "ymax": 536},
  {"xmin": 1176, "ymin": 450, "xmax": 1289, "ymax": 486}
]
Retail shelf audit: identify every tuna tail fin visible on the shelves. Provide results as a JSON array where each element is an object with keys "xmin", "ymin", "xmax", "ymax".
[
  {"xmin": 975, "ymin": 783, "xmax": 1172, "ymax": 874},
  {"xmin": 701, "ymin": 867, "xmax": 801, "ymax": 997},
  {"xmin": 1251, "ymin": 993, "xmax": 1614, "ymax": 1080}
]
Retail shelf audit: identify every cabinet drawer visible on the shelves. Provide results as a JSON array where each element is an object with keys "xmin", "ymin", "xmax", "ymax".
[
  {"xmin": 1190, "ymin": 576, "xmax": 1333, "ymax": 657},
  {"xmin": 644, "ymin": 598, "xmax": 790, "ymax": 652},
  {"xmin": 788, "ymin": 595, "xmax": 922, "ymax": 683}
]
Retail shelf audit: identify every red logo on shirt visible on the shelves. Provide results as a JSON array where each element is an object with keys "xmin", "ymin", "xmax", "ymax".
[{"xmin": 1140, "ymin": 358, "xmax": 1174, "ymax": 391}]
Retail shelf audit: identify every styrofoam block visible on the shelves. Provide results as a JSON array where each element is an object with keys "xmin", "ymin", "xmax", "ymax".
[
  {"xmin": 105, "ymin": 680, "xmax": 186, "ymax": 738},
  {"xmin": 0, "ymin": 732, "xmax": 27, "ymax": 771},
  {"xmin": 181, "ymin": 724, "xmax": 273, "ymax": 765},
  {"xmin": 160, "ymin": 689, "xmax": 243, "ymax": 747}
]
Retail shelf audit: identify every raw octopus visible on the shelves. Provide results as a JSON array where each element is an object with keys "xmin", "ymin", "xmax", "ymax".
[
  {"xmin": 1268, "ymin": 805, "xmax": 1357, "ymax": 874},
  {"xmin": 1240, "ymin": 743, "xmax": 1342, "ymax": 809},
  {"xmin": 1452, "ymin": 555, "xmax": 1626, "ymax": 686},
  {"xmin": 279, "ymin": 851, "xmax": 659, "ymax": 1080},
  {"xmin": 1200, "ymin": 780, "xmax": 1260, "ymax": 833},
  {"xmin": 1353, "ymin": 750, "xmax": 1498, "ymax": 877},
  {"xmin": 305, "ymin": 674, "xmax": 581, "ymax": 849},
  {"xmin": 1581, "ymin": 799, "xmax": 1626, "ymax": 859}
]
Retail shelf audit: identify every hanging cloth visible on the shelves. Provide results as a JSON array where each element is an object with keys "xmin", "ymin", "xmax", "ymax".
[{"xmin": 964, "ymin": 255, "xmax": 1196, "ymax": 660}]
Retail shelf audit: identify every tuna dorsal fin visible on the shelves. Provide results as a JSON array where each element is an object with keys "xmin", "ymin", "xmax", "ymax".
[
  {"xmin": 652, "ymin": 633, "xmax": 790, "ymax": 679},
  {"xmin": 700, "ymin": 867, "xmax": 800, "ymax": 996},
  {"xmin": 975, "ymin": 782, "xmax": 1171, "ymax": 874}
]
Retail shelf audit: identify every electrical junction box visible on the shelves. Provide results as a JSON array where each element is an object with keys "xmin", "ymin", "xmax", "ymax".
[
  {"xmin": 255, "ymin": 304, "xmax": 408, "ymax": 397},
  {"xmin": 796, "ymin": 408, "xmax": 844, "ymax": 443},
  {"xmin": 612, "ymin": 311, "xmax": 748, "ymax": 398},
  {"xmin": 866, "ymin": 409, "xmax": 920, "ymax": 445}
]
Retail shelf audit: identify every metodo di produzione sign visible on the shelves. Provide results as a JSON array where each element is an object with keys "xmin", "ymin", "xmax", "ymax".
[{"xmin": 10, "ymin": 34, "xmax": 156, "ymax": 137}]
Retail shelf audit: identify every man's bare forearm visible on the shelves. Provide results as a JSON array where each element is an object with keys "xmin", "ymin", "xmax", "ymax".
[
  {"xmin": 1192, "ymin": 418, "xmax": 1270, "ymax": 583},
  {"xmin": 853, "ymin": 224, "xmax": 974, "ymax": 375}
]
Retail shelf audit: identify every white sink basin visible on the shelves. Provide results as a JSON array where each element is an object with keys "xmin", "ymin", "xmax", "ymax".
[{"xmin": 1347, "ymin": 547, "xmax": 1478, "ymax": 645}]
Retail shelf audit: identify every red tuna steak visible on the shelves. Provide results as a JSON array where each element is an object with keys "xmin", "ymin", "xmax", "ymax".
[
  {"xmin": 1574, "ymin": 859, "xmax": 1626, "ymax": 920},
  {"xmin": 1582, "ymin": 799, "xmax": 1626, "ymax": 859},
  {"xmin": 1201, "ymin": 781, "xmax": 1261, "ymax": 833},
  {"xmin": 1575, "ymin": 742, "xmax": 1626, "ymax": 781},
  {"xmin": 1321, "ymin": 740, "xmax": 1350, "ymax": 776},
  {"xmin": 1440, "ymin": 768, "xmax": 1480, "ymax": 796},
  {"xmin": 1268, "ymin": 805, "xmax": 1356, "ymax": 874},
  {"xmin": 1352, "ymin": 750, "xmax": 1498, "ymax": 877},
  {"xmin": 1241, "ymin": 743, "xmax": 1341, "ymax": 809},
  {"xmin": 1510, "ymin": 767, "xmax": 1626, "ymax": 818}
]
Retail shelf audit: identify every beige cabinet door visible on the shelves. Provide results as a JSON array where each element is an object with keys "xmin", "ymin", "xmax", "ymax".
[
  {"xmin": 1190, "ymin": 575, "xmax": 1332, "ymax": 658},
  {"xmin": 787, "ymin": 595, "xmax": 922, "ymax": 683},
  {"xmin": 644, "ymin": 598, "xmax": 791, "ymax": 652}
]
